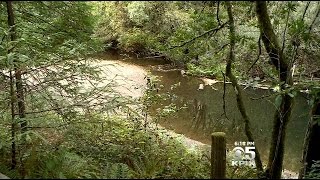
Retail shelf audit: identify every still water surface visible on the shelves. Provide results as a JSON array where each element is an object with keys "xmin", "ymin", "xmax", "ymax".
[{"xmin": 99, "ymin": 51, "xmax": 310, "ymax": 172}]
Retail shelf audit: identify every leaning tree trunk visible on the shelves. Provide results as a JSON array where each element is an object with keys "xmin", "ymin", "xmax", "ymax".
[
  {"xmin": 299, "ymin": 4, "xmax": 320, "ymax": 178},
  {"xmin": 255, "ymin": 1, "xmax": 294, "ymax": 179},
  {"xmin": 299, "ymin": 92, "xmax": 320, "ymax": 178},
  {"xmin": 225, "ymin": 1, "xmax": 264, "ymax": 176}
]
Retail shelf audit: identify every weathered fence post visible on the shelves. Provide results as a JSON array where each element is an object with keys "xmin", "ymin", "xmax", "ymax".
[{"xmin": 211, "ymin": 132, "xmax": 226, "ymax": 179}]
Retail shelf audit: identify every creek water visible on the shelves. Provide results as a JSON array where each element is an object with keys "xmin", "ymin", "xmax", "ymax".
[{"xmin": 97, "ymin": 51, "xmax": 310, "ymax": 173}]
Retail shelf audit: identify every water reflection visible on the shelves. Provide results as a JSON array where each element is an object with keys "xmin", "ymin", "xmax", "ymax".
[
  {"xmin": 97, "ymin": 52, "xmax": 310, "ymax": 172},
  {"xmin": 192, "ymin": 98, "xmax": 207, "ymax": 130},
  {"xmin": 149, "ymin": 70, "xmax": 309, "ymax": 172}
]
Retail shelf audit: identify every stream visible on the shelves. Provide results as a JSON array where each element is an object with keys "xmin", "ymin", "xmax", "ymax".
[{"xmin": 94, "ymin": 51, "xmax": 309, "ymax": 176}]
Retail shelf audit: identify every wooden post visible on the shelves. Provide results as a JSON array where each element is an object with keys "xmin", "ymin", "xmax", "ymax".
[{"xmin": 211, "ymin": 132, "xmax": 226, "ymax": 179}]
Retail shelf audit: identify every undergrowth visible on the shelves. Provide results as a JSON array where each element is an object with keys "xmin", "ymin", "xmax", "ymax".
[{"xmin": 0, "ymin": 112, "xmax": 258, "ymax": 179}]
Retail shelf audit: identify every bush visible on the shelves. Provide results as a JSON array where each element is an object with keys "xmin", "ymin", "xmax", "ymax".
[
  {"xmin": 305, "ymin": 160, "xmax": 320, "ymax": 179},
  {"xmin": 62, "ymin": 114, "xmax": 211, "ymax": 179}
]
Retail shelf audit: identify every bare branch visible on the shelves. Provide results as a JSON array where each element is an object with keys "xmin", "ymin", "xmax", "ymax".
[
  {"xmin": 281, "ymin": 2, "xmax": 291, "ymax": 54},
  {"xmin": 22, "ymin": 59, "xmax": 65, "ymax": 75},
  {"xmin": 217, "ymin": 1, "xmax": 221, "ymax": 26},
  {"xmin": 216, "ymin": 43, "xmax": 229, "ymax": 53},
  {"xmin": 200, "ymin": 1, "xmax": 206, "ymax": 14},
  {"xmin": 168, "ymin": 22, "xmax": 228, "ymax": 50},
  {"xmin": 308, "ymin": 2, "xmax": 320, "ymax": 34},
  {"xmin": 250, "ymin": 93, "xmax": 274, "ymax": 100},
  {"xmin": 220, "ymin": 71, "xmax": 229, "ymax": 120},
  {"xmin": 302, "ymin": 1, "xmax": 311, "ymax": 21},
  {"xmin": 247, "ymin": 34, "xmax": 262, "ymax": 73},
  {"xmin": 27, "ymin": 118, "xmax": 105, "ymax": 129}
]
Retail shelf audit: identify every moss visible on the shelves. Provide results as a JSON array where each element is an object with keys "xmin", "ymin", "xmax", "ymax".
[
  {"xmin": 212, "ymin": 132, "xmax": 226, "ymax": 137},
  {"xmin": 255, "ymin": 1, "xmax": 294, "ymax": 179}
]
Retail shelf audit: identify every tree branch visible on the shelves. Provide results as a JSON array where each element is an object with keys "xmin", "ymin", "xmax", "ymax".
[
  {"xmin": 302, "ymin": 1, "xmax": 311, "ymax": 21},
  {"xmin": 247, "ymin": 34, "xmax": 262, "ymax": 73},
  {"xmin": 281, "ymin": 2, "xmax": 291, "ymax": 54},
  {"xmin": 308, "ymin": 2, "xmax": 320, "ymax": 34},
  {"xmin": 220, "ymin": 71, "xmax": 229, "ymax": 120},
  {"xmin": 250, "ymin": 93, "xmax": 274, "ymax": 100},
  {"xmin": 256, "ymin": 2, "xmax": 294, "ymax": 178},
  {"xmin": 216, "ymin": 1, "xmax": 221, "ymax": 26},
  {"xmin": 168, "ymin": 22, "xmax": 228, "ymax": 49},
  {"xmin": 225, "ymin": 1, "xmax": 264, "ymax": 175},
  {"xmin": 216, "ymin": 43, "xmax": 229, "ymax": 53}
]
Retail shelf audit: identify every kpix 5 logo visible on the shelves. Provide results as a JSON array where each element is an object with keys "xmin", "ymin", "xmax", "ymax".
[{"xmin": 231, "ymin": 141, "xmax": 256, "ymax": 168}]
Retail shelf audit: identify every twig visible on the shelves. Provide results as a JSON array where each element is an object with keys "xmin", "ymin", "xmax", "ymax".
[
  {"xmin": 168, "ymin": 22, "xmax": 228, "ymax": 49},
  {"xmin": 26, "ymin": 119, "xmax": 105, "ymax": 129},
  {"xmin": 250, "ymin": 93, "xmax": 274, "ymax": 100},
  {"xmin": 0, "ymin": 34, "xmax": 6, "ymax": 45},
  {"xmin": 220, "ymin": 71, "xmax": 229, "ymax": 120},
  {"xmin": 247, "ymin": 34, "xmax": 262, "ymax": 73},
  {"xmin": 308, "ymin": 2, "xmax": 320, "ymax": 34},
  {"xmin": 230, "ymin": 166, "xmax": 239, "ymax": 179},
  {"xmin": 216, "ymin": 43, "xmax": 229, "ymax": 53},
  {"xmin": 15, "ymin": 8, "xmax": 57, "ymax": 31},
  {"xmin": 281, "ymin": 2, "xmax": 291, "ymax": 54},
  {"xmin": 200, "ymin": 1, "xmax": 206, "ymax": 14},
  {"xmin": 284, "ymin": 1, "xmax": 311, "ymax": 79},
  {"xmin": 302, "ymin": 2, "xmax": 311, "ymax": 21},
  {"xmin": 217, "ymin": 1, "xmax": 221, "ymax": 26},
  {"xmin": 22, "ymin": 59, "xmax": 65, "ymax": 75}
]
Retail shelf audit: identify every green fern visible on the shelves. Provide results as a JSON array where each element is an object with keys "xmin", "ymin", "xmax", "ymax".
[
  {"xmin": 305, "ymin": 160, "xmax": 320, "ymax": 179},
  {"xmin": 103, "ymin": 162, "xmax": 131, "ymax": 179}
]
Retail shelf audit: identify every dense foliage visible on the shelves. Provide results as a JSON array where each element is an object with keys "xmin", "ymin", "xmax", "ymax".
[{"xmin": 94, "ymin": 1, "xmax": 320, "ymax": 81}]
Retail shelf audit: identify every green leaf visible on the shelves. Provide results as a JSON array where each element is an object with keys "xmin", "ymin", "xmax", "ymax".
[
  {"xmin": 26, "ymin": 134, "xmax": 32, "ymax": 143},
  {"xmin": 6, "ymin": 52, "xmax": 14, "ymax": 66},
  {"xmin": 31, "ymin": 131, "xmax": 50, "ymax": 144},
  {"xmin": 288, "ymin": 93, "xmax": 294, "ymax": 98},
  {"xmin": 58, "ymin": 172, "xmax": 66, "ymax": 179},
  {"xmin": 275, "ymin": 95, "xmax": 283, "ymax": 108},
  {"xmin": 308, "ymin": 99, "xmax": 315, "ymax": 106}
]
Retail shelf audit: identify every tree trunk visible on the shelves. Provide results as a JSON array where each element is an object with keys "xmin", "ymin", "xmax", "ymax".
[
  {"xmin": 255, "ymin": 1, "xmax": 294, "ymax": 179},
  {"xmin": 299, "ymin": 93, "xmax": 320, "ymax": 178},
  {"xmin": 9, "ymin": 70, "xmax": 16, "ymax": 170},
  {"xmin": 225, "ymin": 1, "xmax": 264, "ymax": 176},
  {"xmin": 6, "ymin": 1, "xmax": 17, "ymax": 170},
  {"xmin": 6, "ymin": 1, "xmax": 27, "ymax": 134},
  {"xmin": 6, "ymin": 1, "xmax": 27, "ymax": 176}
]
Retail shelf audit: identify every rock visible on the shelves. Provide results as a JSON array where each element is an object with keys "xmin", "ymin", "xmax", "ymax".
[
  {"xmin": 201, "ymin": 78, "xmax": 221, "ymax": 86},
  {"xmin": 181, "ymin": 70, "xmax": 186, "ymax": 76},
  {"xmin": 281, "ymin": 169, "xmax": 298, "ymax": 179},
  {"xmin": 198, "ymin": 84, "xmax": 204, "ymax": 90}
]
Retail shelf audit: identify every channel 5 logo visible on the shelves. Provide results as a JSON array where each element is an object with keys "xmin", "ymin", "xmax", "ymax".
[{"xmin": 231, "ymin": 141, "xmax": 256, "ymax": 168}]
